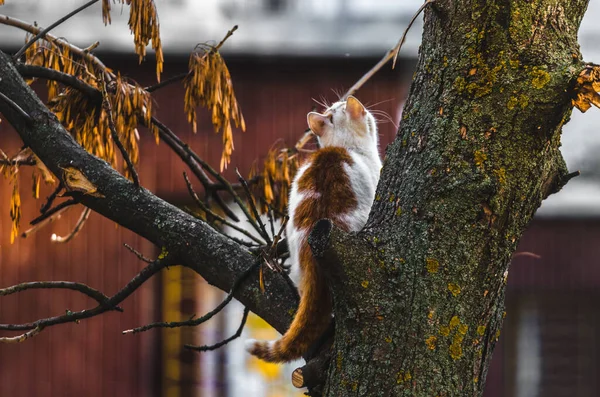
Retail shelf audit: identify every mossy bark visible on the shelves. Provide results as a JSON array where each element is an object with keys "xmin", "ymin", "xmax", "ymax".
[{"xmin": 319, "ymin": 1, "xmax": 590, "ymax": 396}]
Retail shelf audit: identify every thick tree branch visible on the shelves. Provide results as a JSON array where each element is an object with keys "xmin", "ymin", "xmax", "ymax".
[{"xmin": 0, "ymin": 50, "xmax": 297, "ymax": 334}]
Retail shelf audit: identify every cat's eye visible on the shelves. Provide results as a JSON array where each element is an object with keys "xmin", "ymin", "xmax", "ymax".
[{"xmin": 328, "ymin": 114, "xmax": 333, "ymax": 123}]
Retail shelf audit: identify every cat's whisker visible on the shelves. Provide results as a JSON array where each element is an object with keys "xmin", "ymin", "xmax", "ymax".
[
  {"xmin": 370, "ymin": 111, "xmax": 398, "ymax": 129},
  {"xmin": 331, "ymin": 88, "xmax": 344, "ymax": 100},
  {"xmin": 366, "ymin": 98, "xmax": 395, "ymax": 109},
  {"xmin": 312, "ymin": 97, "xmax": 329, "ymax": 110},
  {"xmin": 370, "ymin": 110, "xmax": 396, "ymax": 121}
]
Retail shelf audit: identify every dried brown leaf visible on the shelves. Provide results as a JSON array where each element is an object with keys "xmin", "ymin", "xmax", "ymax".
[{"xmin": 573, "ymin": 65, "xmax": 600, "ymax": 113}]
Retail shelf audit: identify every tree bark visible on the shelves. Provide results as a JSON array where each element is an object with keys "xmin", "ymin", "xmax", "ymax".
[
  {"xmin": 0, "ymin": 0, "xmax": 592, "ymax": 395},
  {"xmin": 315, "ymin": 0, "xmax": 590, "ymax": 396}
]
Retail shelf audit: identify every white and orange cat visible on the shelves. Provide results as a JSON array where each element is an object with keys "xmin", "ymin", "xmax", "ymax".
[{"xmin": 246, "ymin": 96, "xmax": 382, "ymax": 363}]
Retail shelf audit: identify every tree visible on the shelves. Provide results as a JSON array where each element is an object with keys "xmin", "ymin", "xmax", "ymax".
[{"xmin": 0, "ymin": 0, "xmax": 597, "ymax": 396}]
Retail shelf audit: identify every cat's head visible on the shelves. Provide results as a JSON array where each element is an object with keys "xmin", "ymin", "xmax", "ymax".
[{"xmin": 307, "ymin": 96, "xmax": 378, "ymax": 151}]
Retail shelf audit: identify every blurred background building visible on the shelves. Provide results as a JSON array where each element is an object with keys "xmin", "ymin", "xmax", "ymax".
[{"xmin": 1, "ymin": 1, "xmax": 600, "ymax": 396}]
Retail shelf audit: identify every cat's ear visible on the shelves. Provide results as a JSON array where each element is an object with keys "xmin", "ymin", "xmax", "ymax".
[
  {"xmin": 307, "ymin": 112, "xmax": 332, "ymax": 137},
  {"xmin": 346, "ymin": 96, "xmax": 366, "ymax": 120}
]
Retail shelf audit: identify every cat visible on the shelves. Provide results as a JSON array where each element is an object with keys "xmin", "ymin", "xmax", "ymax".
[{"xmin": 245, "ymin": 96, "xmax": 382, "ymax": 363}]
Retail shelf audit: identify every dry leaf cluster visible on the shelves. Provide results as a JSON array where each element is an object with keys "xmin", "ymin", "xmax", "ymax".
[
  {"xmin": 184, "ymin": 48, "xmax": 246, "ymax": 171},
  {"xmin": 573, "ymin": 64, "xmax": 600, "ymax": 112},
  {"xmin": 249, "ymin": 144, "xmax": 301, "ymax": 218},
  {"xmin": 0, "ymin": 6, "xmax": 249, "ymax": 242},
  {"xmin": 1, "ymin": 149, "xmax": 55, "ymax": 243},
  {"xmin": 102, "ymin": 0, "xmax": 163, "ymax": 81}
]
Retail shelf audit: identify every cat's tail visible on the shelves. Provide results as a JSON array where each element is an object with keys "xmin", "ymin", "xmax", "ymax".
[{"xmin": 245, "ymin": 248, "xmax": 332, "ymax": 363}]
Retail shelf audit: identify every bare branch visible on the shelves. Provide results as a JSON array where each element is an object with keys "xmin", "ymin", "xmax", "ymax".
[
  {"xmin": 0, "ymin": 158, "xmax": 36, "ymax": 167},
  {"xmin": 29, "ymin": 199, "xmax": 78, "ymax": 226},
  {"xmin": 236, "ymin": 168, "xmax": 272, "ymax": 245},
  {"xmin": 0, "ymin": 256, "xmax": 171, "ymax": 333},
  {"xmin": 51, "ymin": 207, "xmax": 91, "ymax": 243},
  {"xmin": 184, "ymin": 306, "xmax": 249, "ymax": 352},
  {"xmin": 40, "ymin": 182, "xmax": 64, "ymax": 214},
  {"xmin": 143, "ymin": 25, "xmax": 238, "ymax": 93},
  {"xmin": 101, "ymin": 79, "xmax": 140, "ymax": 187},
  {"xmin": 123, "ymin": 260, "xmax": 260, "ymax": 334},
  {"xmin": 0, "ymin": 327, "xmax": 42, "ymax": 344},
  {"xmin": 342, "ymin": 0, "xmax": 433, "ymax": 101},
  {"xmin": 0, "ymin": 14, "xmax": 111, "ymax": 77},
  {"xmin": 214, "ymin": 25, "xmax": 238, "ymax": 52},
  {"xmin": 183, "ymin": 172, "xmax": 265, "ymax": 245},
  {"xmin": 0, "ymin": 91, "xmax": 33, "ymax": 124},
  {"xmin": 14, "ymin": 0, "xmax": 101, "ymax": 60},
  {"xmin": 0, "ymin": 280, "xmax": 123, "ymax": 312},
  {"xmin": 150, "ymin": 117, "xmax": 240, "ymax": 222},
  {"xmin": 0, "ymin": 50, "xmax": 298, "ymax": 335},
  {"xmin": 123, "ymin": 243, "xmax": 154, "ymax": 264},
  {"xmin": 144, "ymin": 72, "xmax": 187, "ymax": 93},
  {"xmin": 191, "ymin": 155, "xmax": 264, "ymax": 236},
  {"xmin": 16, "ymin": 64, "xmax": 102, "ymax": 101},
  {"xmin": 391, "ymin": 0, "xmax": 434, "ymax": 68},
  {"xmin": 21, "ymin": 200, "xmax": 71, "ymax": 239}
]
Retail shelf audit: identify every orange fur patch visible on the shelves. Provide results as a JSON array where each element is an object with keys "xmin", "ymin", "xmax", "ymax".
[{"xmin": 294, "ymin": 147, "xmax": 357, "ymax": 233}]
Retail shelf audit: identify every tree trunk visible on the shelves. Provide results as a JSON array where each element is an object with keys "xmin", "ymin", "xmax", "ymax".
[{"xmin": 315, "ymin": 1, "xmax": 590, "ymax": 396}]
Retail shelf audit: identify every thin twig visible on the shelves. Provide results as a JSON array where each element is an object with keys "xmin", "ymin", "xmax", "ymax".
[
  {"xmin": 16, "ymin": 64, "xmax": 102, "ymax": 101},
  {"xmin": 342, "ymin": 0, "xmax": 433, "ymax": 100},
  {"xmin": 51, "ymin": 207, "xmax": 91, "ymax": 243},
  {"xmin": 123, "ymin": 260, "xmax": 260, "ymax": 334},
  {"xmin": 236, "ymin": 168, "xmax": 271, "ymax": 245},
  {"xmin": 214, "ymin": 25, "xmax": 238, "ymax": 52},
  {"xmin": 267, "ymin": 207, "xmax": 276, "ymax": 238},
  {"xmin": 14, "ymin": 0, "xmax": 101, "ymax": 60},
  {"xmin": 150, "ymin": 117, "xmax": 240, "ymax": 222},
  {"xmin": 183, "ymin": 172, "xmax": 265, "ymax": 245},
  {"xmin": 0, "ymin": 256, "xmax": 171, "ymax": 332},
  {"xmin": 0, "ymin": 91, "xmax": 33, "ymax": 124},
  {"xmin": 101, "ymin": 79, "xmax": 140, "ymax": 187},
  {"xmin": 30, "ymin": 199, "xmax": 77, "ymax": 226},
  {"xmin": 0, "ymin": 158, "xmax": 36, "ymax": 167},
  {"xmin": 0, "ymin": 281, "xmax": 123, "ymax": 312},
  {"xmin": 22, "ymin": 202, "xmax": 72, "ymax": 239},
  {"xmin": 40, "ymin": 182, "xmax": 64, "ymax": 214},
  {"xmin": 224, "ymin": 234, "xmax": 259, "ymax": 248},
  {"xmin": 123, "ymin": 243, "xmax": 154, "ymax": 264},
  {"xmin": 144, "ymin": 25, "xmax": 237, "ymax": 93},
  {"xmin": 392, "ymin": 0, "xmax": 433, "ymax": 68},
  {"xmin": 512, "ymin": 252, "xmax": 542, "ymax": 260},
  {"xmin": 0, "ymin": 327, "xmax": 42, "ymax": 344},
  {"xmin": 0, "ymin": 14, "xmax": 111, "ymax": 78},
  {"xmin": 184, "ymin": 307, "xmax": 249, "ymax": 352},
  {"xmin": 260, "ymin": 216, "xmax": 289, "ymax": 273},
  {"xmin": 144, "ymin": 72, "xmax": 187, "ymax": 93}
]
